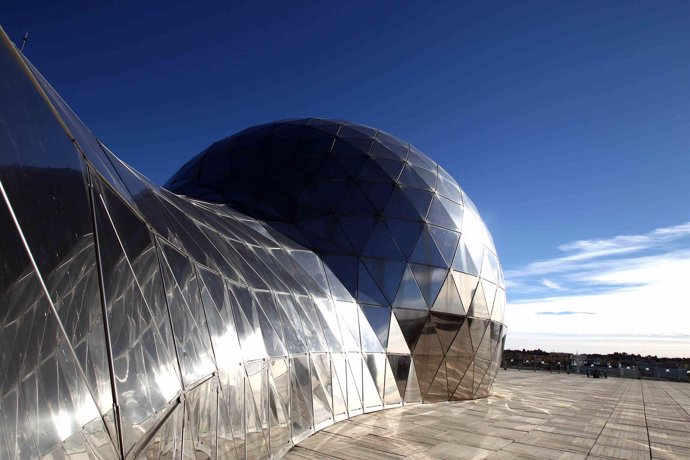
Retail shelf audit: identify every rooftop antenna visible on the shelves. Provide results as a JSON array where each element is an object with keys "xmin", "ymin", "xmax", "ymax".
[{"xmin": 20, "ymin": 32, "xmax": 28, "ymax": 52}]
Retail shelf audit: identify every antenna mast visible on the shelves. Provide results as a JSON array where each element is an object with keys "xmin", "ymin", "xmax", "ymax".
[{"xmin": 20, "ymin": 32, "xmax": 28, "ymax": 52}]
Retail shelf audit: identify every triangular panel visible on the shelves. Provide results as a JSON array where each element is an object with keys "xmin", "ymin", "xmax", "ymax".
[{"xmin": 392, "ymin": 265, "xmax": 427, "ymax": 310}]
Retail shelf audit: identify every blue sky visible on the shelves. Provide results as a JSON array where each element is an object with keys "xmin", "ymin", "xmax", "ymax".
[{"xmin": 3, "ymin": 1, "xmax": 689, "ymax": 356}]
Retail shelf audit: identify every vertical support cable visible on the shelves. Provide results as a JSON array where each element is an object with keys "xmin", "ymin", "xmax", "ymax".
[{"xmin": 87, "ymin": 172, "xmax": 127, "ymax": 459}]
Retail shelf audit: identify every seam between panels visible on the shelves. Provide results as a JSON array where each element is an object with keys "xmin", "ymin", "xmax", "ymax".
[
  {"xmin": 660, "ymin": 381, "xmax": 690, "ymax": 419},
  {"xmin": 126, "ymin": 373, "xmax": 216, "ymax": 459},
  {"xmin": 584, "ymin": 378, "xmax": 630, "ymax": 458},
  {"xmin": 126, "ymin": 397, "xmax": 181, "ymax": 460},
  {"xmin": 88, "ymin": 168, "xmax": 189, "ymax": 386},
  {"xmin": 0, "ymin": 27, "xmax": 78, "ymax": 147},
  {"xmin": 151, "ymin": 236, "xmax": 186, "ymax": 389},
  {"xmin": 640, "ymin": 380, "xmax": 654, "ymax": 459},
  {"xmin": 0, "ymin": 178, "xmax": 121, "ymax": 456},
  {"xmin": 87, "ymin": 175, "xmax": 127, "ymax": 459},
  {"xmin": 191, "ymin": 263, "xmax": 220, "ymax": 376},
  {"xmin": 2, "ymin": 29, "xmax": 129, "ymax": 457}
]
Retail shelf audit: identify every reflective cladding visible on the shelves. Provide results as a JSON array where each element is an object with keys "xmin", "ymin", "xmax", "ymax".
[
  {"xmin": 168, "ymin": 118, "xmax": 508, "ymax": 405},
  {"xmin": 0, "ymin": 25, "xmax": 506, "ymax": 460}
]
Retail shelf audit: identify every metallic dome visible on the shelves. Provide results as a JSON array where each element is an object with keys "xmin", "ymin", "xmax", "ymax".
[
  {"xmin": 0, "ymin": 21, "xmax": 507, "ymax": 457},
  {"xmin": 168, "ymin": 119, "xmax": 507, "ymax": 402}
]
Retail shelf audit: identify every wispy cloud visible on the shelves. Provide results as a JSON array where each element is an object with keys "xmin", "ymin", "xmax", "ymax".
[
  {"xmin": 504, "ymin": 222, "xmax": 690, "ymax": 357},
  {"xmin": 541, "ymin": 278, "xmax": 564, "ymax": 290},
  {"xmin": 507, "ymin": 222, "xmax": 690, "ymax": 295},
  {"xmin": 558, "ymin": 222, "xmax": 690, "ymax": 253}
]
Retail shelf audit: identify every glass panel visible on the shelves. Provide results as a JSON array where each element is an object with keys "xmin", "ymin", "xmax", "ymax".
[
  {"xmin": 311, "ymin": 298, "xmax": 344, "ymax": 352},
  {"xmin": 385, "ymin": 316, "xmax": 410, "ymax": 354},
  {"xmin": 18, "ymin": 54, "xmax": 132, "ymax": 202},
  {"xmin": 473, "ymin": 358, "xmax": 490, "ymax": 397},
  {"xmin": 384, "ymin": 218, "xmax": 423, "ymax": 258},
  {"xmin": 252, "ymin": 290, "xmax": 288, "ymax": 357},
  {"xmin": 469, "ymin": 281, "xmax": 490, "ymax": 319},
  {"xmin": 329, "ymin": 354, "xmax": 348, "ymax": 420},
  {"xmin": 373, "ymin": 131, "xmax": 409, "ymax": 160},
  {"xmin": 409, "ymin": 263, "xmax": 447, "ymax": 309},
  {"xmin": 469, "ymin": 319, "xmax": 488, "ymax": 355},
  {"xmin": 360, "ymin": 354, "xmax": 382, "ymax": 411},
  {"xmin": 491, "ymin": 288, "xmax": 506, "ymax": 324},
  {"xmin": 361, "ymin": 221, "xmax": 403, "ymax": 260},
  {"xmin": 426, "ymin": 358, "xmax": 449, "ymax": 402},
  {"xmin": 182, "ymin": 378, "xmax": 217, "ymax": 459},
  {"xmin": 289, "ymin": 356, "xmax": 313, "ymax": 442},
  {"xmin": 289, "ymin": 250, "xmax": 330, "ymax": 293},
  {"xmin": 363, "ymin": 353, "xmax": 386, "ymax": 404},
  {"xmin": 274, "ymin": 293, "xmax": 308, "ymax": 355},
  {"xmin": 156, "ymin": 239, "xmax": 216, "ymax": 385},
  {"xmin": 135, "ymin": 404, "xmax": 184, "ymax": 459},
  {"xmin": 357, "ymin": 261, "xmax": 388, "ymax": 306},
  {"xmin": 413, "ymin": 317, "xmax": 443, "ymax": 356},
  {"xmin": 92, "ymin": 190, "xmax": 181, "ymax": 451},
  {"xmin": 356, "ymin": 308, "xmax": 384, "ymax": 353},
  {"xmin": 0, "ymin": 190, "xmax": 118, "ymax": 457},
  {"xmin": 429, "ymin": 312, "xmax": 464, "ymax": 355},
  {"xmin": 431, "ymin": 273, "xmax": 465, "ymax": 316},
  {"xmin": 401, "ymin": 186, "xmax": 434, "ymax": 218},
  {"xmin": 361, "ymin": 257, "xmax": 406, "ymax": 304},
  {"xmin": 359, "ymin": 159, "xmax": 401, "ymax": 185},
  {"xmin": 435, "ymin": 167, "xmax": 464, "ymax": 204},
  {"xmin": 446, "ymin": 319, "xmax": 473, "ymax": 358},
  {"xmin": 218, "ymin": 368, "xmax": 244, "ymax": 460},
  {"xmin": 404, "ymin": 359, "xmax": 422, "ymax": 403},
  {"xmin": 481, "ymin": 279, "xmax": 498, "ymax": 318},
  {"xmin": 344, "ymin": 354, "xmax": 363, "ymax": 414},
  {"xmin": 0, "ymin": 40, "xmax": 115, "ymax": 421},
  {"xmin": 407, "ymin": 146, "xmax": 437, "ymax": 171},
  {"xmin": 337, "ymin": 215, "xmax": 377, "ymax": 252},
  {"xmin": 227, "ymin": 283, "xmax": 269, "ymax": 361},
  {"xmin": 452, "ymin": 271, "xmax": 479, "ymax": 312},
  {"xmin": 391, "ymin": 309, "xmax": 428, "ymax": 352},
  {"xmin": 268, "ymin": 358, "xmax": 290, "ymax": 457},
  {"xmin": 481, "ymin": 250, "xmax": 500, "ymax": 284},
  {"xmin": 309, "ymin": 354, "xmax": 333, "ymax": 428},
  {"xmin": 244, "ymin": 361, "xmax": 268, "ymax": 459},
  {"xmin": 360, "ymin": 306, "xmax": 391, "ymax": 349},
  {"xmin": 411, "ymin": 355, "xmax": 443, "ymax": 399},
  {"xmin": 392, "ymin": 265, "xmax": 427, "ymax": 310},
  {"xmin": 382, "ymin": 186, "xmax": 419, "ymax": 220},
  {"xmin": 452, "ymin": 236, "xmax": 480, "ymax": 276},
  {"xmin": 452, "ymin": 361, "xmax": 474, "ymax": 400},
  {"xmin": 293, "ymin": 296, "xmax": 328, "ymax": 352},
  {"xmin": 447, "ymin": 352, "xmax": 473, "ymax": 398},
  {"xmin": 385, "ymin": 355, "xmax": 411, "ymax": 401},
  {"xmin": 428, "ymin": 225, "xmax": 461, "ymax": 267},
  {"xmin": 197, "ymin": 267, "xmax": 242, "ymax": 372}
]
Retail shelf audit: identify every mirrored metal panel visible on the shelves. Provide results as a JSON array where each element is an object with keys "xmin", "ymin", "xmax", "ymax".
[{"xmin": 0, "ymin": 26, "xmax": 506, "ymax": 459}]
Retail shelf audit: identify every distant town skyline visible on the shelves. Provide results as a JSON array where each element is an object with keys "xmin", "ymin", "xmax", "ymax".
[{"xmin": 3, "ymin": 1, "xmax": 689, "ymax": 356}]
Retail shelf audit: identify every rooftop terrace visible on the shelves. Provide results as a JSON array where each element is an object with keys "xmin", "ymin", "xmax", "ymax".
[{"xmin": 286, "ymin": 369, "xmax": 690, "ymax": 460}]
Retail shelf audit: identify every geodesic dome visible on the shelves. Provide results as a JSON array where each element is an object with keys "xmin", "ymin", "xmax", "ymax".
[
  {"xmin": 0, "ymin": 22, "xmax": 506, "ymax": 459},
  {"xmin": 167, "ymin": 119, "xmax": 507, "ymax": 402}
]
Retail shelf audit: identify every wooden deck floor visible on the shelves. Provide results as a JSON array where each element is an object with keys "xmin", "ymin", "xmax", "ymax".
[{"xmin": 285, "ymin": 369, "xmax": 690, "ymax": 460}]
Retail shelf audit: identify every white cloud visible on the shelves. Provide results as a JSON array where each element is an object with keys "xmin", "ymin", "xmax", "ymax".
[
  {"xmin": 504, "ymin": 222, "xmax": 690, "ymax": 357},
  {"xmin": 541, "ymin": 278, "xmax": 564, "ymax": 290},
  {"xmin": 506, "ymin": 221, "xmax": 690, "ymax": 280}
]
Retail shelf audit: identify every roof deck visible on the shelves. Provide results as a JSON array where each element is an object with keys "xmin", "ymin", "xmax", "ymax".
[{"xmin": 286, "ymin": 369, "xmax": 690, "ymax": 459}]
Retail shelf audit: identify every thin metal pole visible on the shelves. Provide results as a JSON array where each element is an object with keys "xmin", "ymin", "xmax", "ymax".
[{"xmin": 88, "ymin": 178, "xmax": 127, "ymax": 459}]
